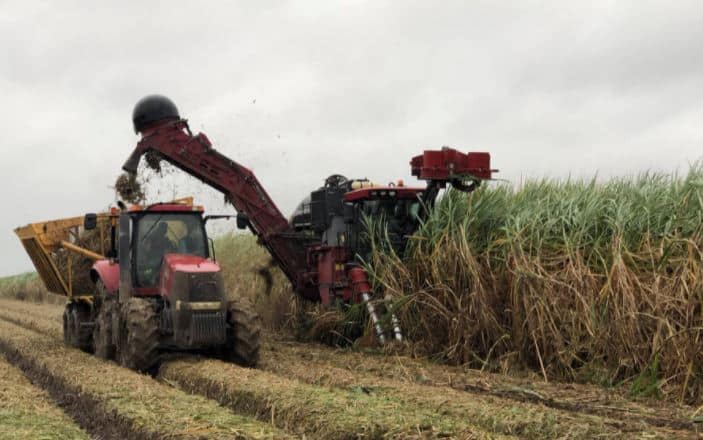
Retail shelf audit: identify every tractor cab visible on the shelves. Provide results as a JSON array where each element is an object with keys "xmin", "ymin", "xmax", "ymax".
[
  {"xmin": 131, "ymin": 207, "xmax": 209, "ymax": 288},
  {"xmin": 100, "ymin": 201, "xmax": 214, "ymax": 297}
]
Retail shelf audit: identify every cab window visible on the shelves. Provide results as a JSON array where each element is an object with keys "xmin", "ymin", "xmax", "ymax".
[{"xmin": 134, "ymin": 213, "xmax": 207, "ymax": 286}]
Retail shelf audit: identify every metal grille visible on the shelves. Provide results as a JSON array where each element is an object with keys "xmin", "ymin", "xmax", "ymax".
[
  {"xmin": 188, "ymin": 274, "xmax": 221, "ymax": 302},
  {"xmin": 189, "ymin": 311, "xmax": 226, "ymax": 346}
]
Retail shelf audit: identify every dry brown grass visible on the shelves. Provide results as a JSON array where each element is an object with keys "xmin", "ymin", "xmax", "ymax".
[
  {"xmin": 213, "ymin": 172, "xmax": 703, "ymax": 408},
  {"xmin": 362, "ymin": 174, "xmax": 703, "ymax": 405}
]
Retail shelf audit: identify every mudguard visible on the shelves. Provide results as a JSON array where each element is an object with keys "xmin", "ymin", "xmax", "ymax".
[{"xmin": 90, "ymin": 260, "xmax": 120, "ymax": 295}]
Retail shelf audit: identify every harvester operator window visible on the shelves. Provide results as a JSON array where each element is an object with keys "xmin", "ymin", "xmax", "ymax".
[
  {"xmin": 361, "ymin": 199, "xmax": 420, "ymax": 223},
  {"xmin": 134, "ymin": 213, "xmax": 208, "ymax": 286}
]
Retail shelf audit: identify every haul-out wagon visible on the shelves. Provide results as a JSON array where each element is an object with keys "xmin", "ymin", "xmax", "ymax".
[{"xmin": 14, "ymin": 213, "xmax": 112, "ymax": 299}]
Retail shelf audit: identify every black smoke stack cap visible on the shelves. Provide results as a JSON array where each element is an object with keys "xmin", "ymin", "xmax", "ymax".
[{"xmin": 132, "ymin": 95, "xmax": 180, "ymax": 133}]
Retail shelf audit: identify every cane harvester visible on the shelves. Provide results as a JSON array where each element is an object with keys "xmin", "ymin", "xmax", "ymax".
[
  {"xmin": 15, "ymin": 197, "xmax": 261, "ymax": 371},
  {"xmin": 123, "ymin": 95, "xmax": 496, "ymax": 343}
]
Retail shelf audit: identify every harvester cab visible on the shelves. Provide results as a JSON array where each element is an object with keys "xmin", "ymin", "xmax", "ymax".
[
  {"xmin": 289, "ymin": 177, "xmax": 422, "ymax": 263},
  {"xmin": 290, "ymin": 152, "xmax": 491, "ymax": 264}
]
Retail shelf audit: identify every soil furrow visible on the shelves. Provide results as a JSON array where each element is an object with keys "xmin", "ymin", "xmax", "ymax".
[
  {"xmin": 0, "ymin": 299, "xmax": 693, "ymax": 438},
  {"xmin": 0, "ymin": 304, "xmax": 507, "ymax": 438},
  {"xmin": 160, "ymin": 357, "xmax": 511, "ymax": 440},
  {"xmin": 262, "ymin": 338, "xmax": 700, "ymax": 433},
  {"xmin": 0, "ymin": 318, "xmax": 291, "ymax": 439},
  {"xmin": 0, "ymin": 353, "xmax": 90, "ymax": 439},
  {"xmin": 2, "ymin": 298, "xmax": 694, "ymax": 433}
]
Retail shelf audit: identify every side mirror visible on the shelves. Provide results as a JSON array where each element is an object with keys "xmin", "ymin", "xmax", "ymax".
[
  {"xmin": 236, "ymin": 213, "xmax": 249, "ymax": 230},
  {"xmin": 84, "ymin": 213, "xmax": 98, "ymax": 230}
]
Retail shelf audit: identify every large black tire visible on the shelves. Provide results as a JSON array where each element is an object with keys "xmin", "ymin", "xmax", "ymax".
[
  {"xmin": 71, "ymin": 301, "xmax": 93, "ymax": 352},
  {"xmin": 118, "ymin": 298, "xmax": 160, "ymax": 372},
  {"xmin": 93, "ymin": 282, "xmax": 116, "ymax": 360},
  {"xmin": 223, "ymin": 297, "xmax": 261, "ymax": 367},
  {"xmin": 62, "ymin": 304, "xmax": 73, "ymax": 346}
]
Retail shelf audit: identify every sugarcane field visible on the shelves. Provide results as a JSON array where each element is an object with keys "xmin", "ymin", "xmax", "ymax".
[{"xmin": 3, "ymin": 2, "xmax": 703, "ymax": 439}]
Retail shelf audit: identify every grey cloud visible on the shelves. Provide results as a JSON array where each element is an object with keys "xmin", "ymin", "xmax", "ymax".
[{"xmin": 1, "ymin": 0, "xmax": 702, "ymax": 276}]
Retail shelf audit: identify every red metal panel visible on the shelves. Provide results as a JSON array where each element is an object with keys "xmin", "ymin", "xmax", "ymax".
[
  {"xmin": 312, "ymin": 246, "xmax": 350, "ymax": 306},
  {"xmin": 348, "ymin": 267, "xmax": 370, "ymax": 304},
  {"xmin": 162, "ymin": 254, "xmax": 220, "ymax": 274},
  {"xmin": 410, "ymin": 148, "xmax": 493, "ymax": 180},
  {"xmin": 91, "ymin": 260, "xmax": 120, "ymax": 295}
]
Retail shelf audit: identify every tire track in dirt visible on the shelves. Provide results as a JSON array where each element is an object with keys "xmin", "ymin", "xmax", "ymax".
[
  {"xmin": 0, "ymin": 353, "xmax": 90, "ymax": 439},
  {"xmin": 262, "ymin": 337, "xmax": 700, "ymax": 433},
  {"xmin": 0, "ymin": 303, "xmax": 509, "ymax": 439},
  {"xmin": 0, "ymin": 318, "xmax": 290, "ymax": 439},
  {"xmin": 3, "ymin": 298, "xmax": 693, "ymax": 433},
  {"xmin": 0, "ymin": 299, "xmax": 694, "ymax": 439},
  {"xmin": 161, "ymin": 357, "xmax": 510, "ymax": 439}
]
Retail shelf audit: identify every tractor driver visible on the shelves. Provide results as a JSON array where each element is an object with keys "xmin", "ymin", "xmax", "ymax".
[{"xmin": 140, "ymin": 221, "xmax": 178, "ymax": 285}]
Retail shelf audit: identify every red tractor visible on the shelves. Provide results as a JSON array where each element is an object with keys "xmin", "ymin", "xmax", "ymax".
[
  {"xmin": 123, "ymin": 95, "xmax": 495, "ymax": 343},
  {"xmin": 82, "ymin": 199, "xmax": 260, "ymax": 371}
]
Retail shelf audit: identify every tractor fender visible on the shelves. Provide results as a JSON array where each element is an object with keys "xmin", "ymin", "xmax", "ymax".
[{"xmin": 90, "ymin": 260, "xmax": 119, "ymax": 295}]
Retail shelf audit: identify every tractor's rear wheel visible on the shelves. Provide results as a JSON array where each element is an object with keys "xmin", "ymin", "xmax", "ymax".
[
  {"xmin": 71, "ymin": 301, "xmax": 93, "ymax": 352},
  {"xmin": 118, "ymin": 298, "xmax": 160, "ymax": 372},
  {"xmin": 93, "ymin": 282, "xmax": 116, "ymax": 360},
  {"xmin": 222, "ymin": 297, "xmax": 261, "ymax": 367},
  {"xmin": 62, "ymin": 304, "xmax": 73, "ymax": 345}
]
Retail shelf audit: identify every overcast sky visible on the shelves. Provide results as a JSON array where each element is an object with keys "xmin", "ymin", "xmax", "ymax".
[{"xmin": 1, "ymin": 0, "xmax": 702, "ymax": 276}]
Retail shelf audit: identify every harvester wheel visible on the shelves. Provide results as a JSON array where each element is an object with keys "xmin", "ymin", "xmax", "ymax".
[
  {"xmin": 118, "ymin": 297, "xmax": 160, "ymax": 372},
  {"xmin": 71, "ymin": 301, "xmax": 93, "ymax": 352},
  {"xmin": 93, "ymin": 282, "xmax": 116, "ymax": 360},
  {"xmin": 222, "ymin": 297, "xmax": 261, "ymax": 367}
]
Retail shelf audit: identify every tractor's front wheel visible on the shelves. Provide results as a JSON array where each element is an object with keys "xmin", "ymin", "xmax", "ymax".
[
  {"xmin": 222, "ymin": 297, "xmax": 261, "ymax": 367},
  {"xmin": 118, "ymin": 298, "xmax": 160, "ymax": 372}
]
